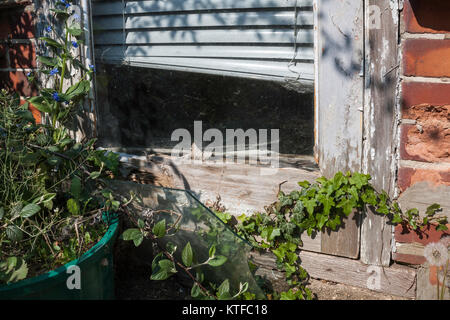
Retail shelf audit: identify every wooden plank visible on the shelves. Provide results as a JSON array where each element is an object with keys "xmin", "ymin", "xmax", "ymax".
[
  {"xmin": 316, "ymin": 0, "xmax": 364, "ymax": 258},
  {"xmin": 360, "ymin": 0, "xmax": 400, "ymax": 267},
  {"xmin": 118, "ymin": 153, "xmax": 323, "ymax": 253},
  {"xmin": 321, "ymin": 210, "xmax": 361, "ymax": 259},
  {"xmin": 93, "ymin": 11, "xmax": 313, "ymax": 30},
  {"xmin": 94, "ymin": 29, "xmax": 314, "ymax": 45},
  {"xmin": 250, "ymin": 251, "xmax": 417, "ymax": 298}
]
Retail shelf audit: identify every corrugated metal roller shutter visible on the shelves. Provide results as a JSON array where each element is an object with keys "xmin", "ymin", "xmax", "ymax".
[{"xmin": 92, "ymin": 0, "xmax": 314, "ymax": 86}]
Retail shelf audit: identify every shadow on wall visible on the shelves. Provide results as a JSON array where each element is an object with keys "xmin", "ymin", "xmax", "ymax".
[
  {"xmin": 0, "ymin": 5, "xmax": 37, "ymax": 97},
  {"xmin": 408, "ymin": 0, "xmax": 450, "ymax": 32}
]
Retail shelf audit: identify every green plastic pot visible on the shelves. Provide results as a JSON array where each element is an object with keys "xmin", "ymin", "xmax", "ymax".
[{"xmin": 0, "ymin": 213, "xmax": 119, "ymax": 300}]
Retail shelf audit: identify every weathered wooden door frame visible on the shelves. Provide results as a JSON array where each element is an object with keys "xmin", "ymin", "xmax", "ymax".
[{"xmin": 313, "ymin": 0, "xmax": 398, "ymax": 265}]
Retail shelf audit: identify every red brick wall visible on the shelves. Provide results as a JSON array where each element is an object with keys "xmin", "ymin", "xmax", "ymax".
[
  {"xmin": 0, "ymin": 2, "xmax": 40, "ymax": 122},
  {"xmin": 395, "ymin": 0, "xmax": 450, "ymax": 265}
]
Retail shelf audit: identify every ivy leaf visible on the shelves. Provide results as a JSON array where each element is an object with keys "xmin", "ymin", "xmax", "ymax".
[
  {"xmin": 152, "ymin": 219, "xmax": 166, "ymax": 238},
  {"xmin": 182, "ymin": 242, "xmax": 193, "ymax": 267},
  {"xmin": 269, "ymin": 228, "xmax": 281, "ymax": 241},
  {"xmin": 392, "ymin": 214, "xmax": 403, "ymax": 224},
  {"xmin": 425, "ymin": 203, "xmax": 441, "ymax": 217},
  {"xmin": 436, "ymin": 224, "xmax": 448, "ymax": 232},
  {"xmin": 303, "ymin": 199, "xmax": 316, "ymax": 216},
  {"xmin": 208, "ymin": 255, "xmax": 227, "ymax": 267},
  {"xmin": 20, "ymin": 203, "xmax": 41, "ymax": 218},
  {"xmin": 316, "ymin": 214, "xmax": 328, "ymax": 230},
  {"xmin": 318, "ymin": 195, "xmax": 334, "ymax": 216},
  {"xmin": 349, "ymin": 172, "xmax": 369, "ymax": 189},
  {"xmin": 298, "ymin": 180, "xmax": 311, "ymax": 188}
]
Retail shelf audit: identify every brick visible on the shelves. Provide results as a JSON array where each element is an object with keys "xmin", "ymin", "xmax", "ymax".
[
  {"xmin": 401, "ymin": 82, "xmax": 450, "ymax": 115},
  {"xmin": 392, "ymin": 252, "xmax": 426, "ymax": 265},
  {"xmin": 403, "ymin": 39, "xmax": 450, "ymax": 78},
  {"xmin": 0, "ymin": 70, "xmax": 37, "ymax": 97},
  {"xmin": 399, "ymin": 122, "xmax": 450, "ymax": 163},
  {"xmin": 395, "ymin": 223, "xmax": 450, "ymax": 246},
  {"xmin": 398, "ymin": 167, "xmax": 450, "ymax": 192},
  {"xmin": 9, "ymin": 42, "xmax": 36, "ymax": 68},
  {"xmin": 0, "ymin": 44, "xmax": 8, "ymax": 68},
  {"xmin": 404, "ymin": 0, "xmax": 450, "ymax": 34},
  {"xmin": 0, "ymin": 8, "xmax": 34, "ymax": 40},
  {"xmin": 20, "ymin": 98, "xmax": 41, "ymax": 124}
]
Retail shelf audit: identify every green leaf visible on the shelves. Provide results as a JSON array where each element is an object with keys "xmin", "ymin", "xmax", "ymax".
[
  {"xmin": 137, "ymin": 219, "xmax": 145, "ymax": 229},
  {"xmin": 40, "ymin": 37, "xmax": 64, "ymax": 49},
  {"xmin": 70, "ymin": 176, "xmax": 82, "ymax": 199},
  {"xmin": 6, "ymin": 225, "xmax": 23, "ymax": 242},
  {"xmin": 297, "ymin": 180, "xmax": 311, "ymax": 188},
  {"xmin": 209, "ymin": 245, "xmax": 216, "ymax": 258},
  {"xmin": 303, "ymin": 199, "xmax": 316, "ymax": 216},
  {"xmin": 67, "ymin": 198, "xmax": 80, "ymax": 215},
  {"xmin": 425, "ymin": 203, "xmax": 441, "ymax": 217},
  {"xmin": 436, "ymin": 224, "xmax": 448, "ymax": 232},
  {"xmin": 20, "ymin": 203, "xmax": 41, "ymax": 218},
  {"xmin": 89, "ymin": 171, "xmax": 101, "ymax": 180},
  {"xmin": 37, "ymin": 56, "xmax": 58, "ymax": 67},
  {"xmin": 27, "ymin": 96, "xmax": 52, "ymax": 113},
  {"xmin": 182, "ymin": 242, "xmax": 193, "ymax": 267},
  {"xmin": 392, "ymin": 213, "xmax": 403, "ymax": 224},
  {"xmin": 152, "ymin": 219, "xmax": 166, "ymax": 238},
  {"xmin": 68, "ymin": 23, "xmax": 83, "ymax": 36},
  {"xmin": 217, "ymin": 279, "xmax": 230, "ymax": 298},
  {"xmin": 65, "ymin": 80, "xmax": 91, "ymax": 100},
  {"xmin": 166, "ymin": 242, "xmax": 177, "ymax": 255},
  {"xmin": 191, "ymin": 284, "xmax": 202, "ymax": 298},
  {"xmin": 121, "ymin": 228, "xmax": 144, "ymax": 247},
  {"xmin": 158, "ymin": 259, "xmax": 176, "ymax": 273},
  {"xmin": 150, "ymin": 270, "xmax": 170, "ymax": 281},
  {"xmin": 208, "ymin": 255, "xmax": 227, "ymax": 267},
  {"xmin": 0, "ymin": 257, "xmax": 28, "ymax": 284}
]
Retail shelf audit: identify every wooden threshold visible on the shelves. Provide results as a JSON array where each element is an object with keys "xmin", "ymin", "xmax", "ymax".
[{"xmin": 250, "ymin": 250, "xmax": 417, "ymax": 299}]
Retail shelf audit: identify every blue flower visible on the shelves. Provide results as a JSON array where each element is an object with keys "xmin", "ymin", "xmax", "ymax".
[
  {"xmin": 71, "ymin": 41, "xmax": 78, "ymax": 48},
  {"xmin": 46, "ymin": 26, "xmax": 52, "ymax": 33},
  {"xmin": 49, "ymin": 67, "xmax": 59, "ymax": 76},
  {"xmin": 89, "ymin": 64, "xmax": 95, "ymax": 71},
  {"xmin": 26, "ymin": 71, "xmax": 32, "ymax": 77},
  {"xmin": 72, "ymin": 13, "xmax": 80, "ymax": 21},
  {"xmin": 52, "ymin": 92, "xmax": 61, "ymax": 102}
]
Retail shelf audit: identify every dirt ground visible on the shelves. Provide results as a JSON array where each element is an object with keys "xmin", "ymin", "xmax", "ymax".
[
  {"xmin": 307, "ymin": 278, "xmax": 410, "ymax": 300},
  {"xmin": 114, "ymin": 263, "xmax": 410, "ymax": 300}
]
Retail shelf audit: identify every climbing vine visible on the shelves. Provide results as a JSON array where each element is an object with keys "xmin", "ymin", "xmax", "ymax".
[{"xmin": 121, "ymin": 171, "xmax": 448, "ymax": 300}]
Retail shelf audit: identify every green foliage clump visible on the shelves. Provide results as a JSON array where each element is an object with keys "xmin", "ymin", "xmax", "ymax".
[{"xmin": 0, "ymin": 1, "xmax": 121, "ymax": 284}]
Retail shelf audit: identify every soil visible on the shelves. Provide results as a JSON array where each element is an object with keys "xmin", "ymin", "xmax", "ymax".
[{"xmin": 114, "ymin": 250, "xmax": 410, "ymax": 300}]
